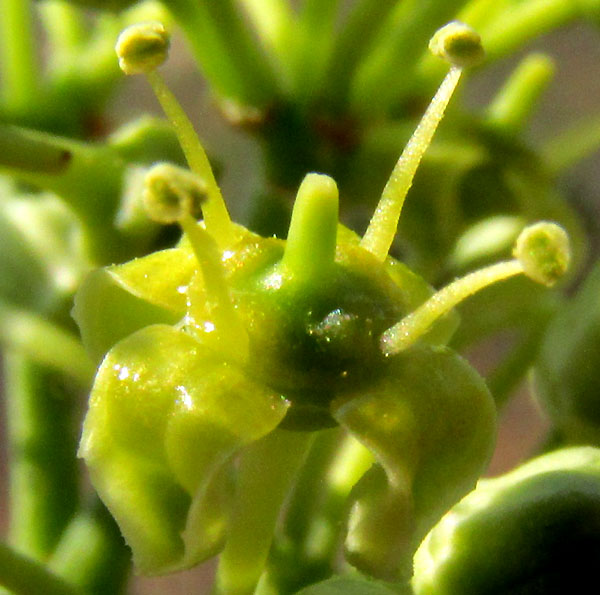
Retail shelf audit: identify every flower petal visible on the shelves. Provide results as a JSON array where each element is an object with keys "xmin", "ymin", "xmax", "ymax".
[
  {"xmin": 79, "ymin": 324, "xmax": 289, "ymax": 573},
  {"xmin": 332, "ymin": 345, "xmax": 496, "ymax": 579}
]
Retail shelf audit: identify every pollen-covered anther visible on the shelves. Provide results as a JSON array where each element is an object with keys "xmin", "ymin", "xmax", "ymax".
[
  {"xmin": 513, "ymin": 222, "xmax": 570, "ymax": 287},
  {"xmin": 116, "ymin": 22, "xmax": 170, "ymax": 75},
  {"xmin": 429, "ymin": 21, "xmax": 484, "ymax": 69},
  {"xmin": 143, "ymin": 163, "xmax": 207, "ymax": 224}
]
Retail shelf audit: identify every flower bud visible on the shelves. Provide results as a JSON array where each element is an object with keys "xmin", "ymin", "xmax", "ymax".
[
  {"xmin": 513, "ymin": 221, "xmax": 570, "ymax": 286},
  {"xmin": 116, "ymin": 22, "xmax": 170, "ymax": 75}
]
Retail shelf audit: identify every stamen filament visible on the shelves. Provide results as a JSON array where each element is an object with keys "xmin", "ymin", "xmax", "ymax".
[
  {"xmin": 381, "ymin": 260, "xmax": 524, "ymax": 355},
  {"xmin": 179, "ymin": 214, "xmax": 249, "ymax": 359},
  {"xmin": 146, "ymin": 70, "xmax": 234, "ymax": 246},
  {"xmin": 360, "ymin": 66, "xmax": 462, "ymax": 261}
]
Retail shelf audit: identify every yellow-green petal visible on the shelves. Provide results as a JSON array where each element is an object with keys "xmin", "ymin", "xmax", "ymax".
[
  {"xmin": 332, "ymin": 346, "xmax": 496, "ymax": 579},
  {"xmin": 79, "ymin": 324, "xmax": 289, "ymax": 573},
  {"xmin": 73, "ymin": 247, "xmax": 197, "ymax": 362}
]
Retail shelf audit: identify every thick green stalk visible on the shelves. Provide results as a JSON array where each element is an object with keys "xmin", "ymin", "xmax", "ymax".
[
  {"xmin": 0, "ymin": 301, "xmax": 94, "ymax": 386},
  {"xmin": 269, "ymin": 435, "xmax": 374, "ymax": 594},
  {"xmin": 544, "ymin": 113, "xmax": 600, "ymax": 173},
  {"xmin": 4, "ymin": 353, "xmax": 79, "ymax": 560},
  {"xmin": 298, "ymin": 437, "xmax": 373, "ymax": 572},
  {"xmin": 487, "ymin": 325, "xmax": 547, "ymax": 407},
  {"xmin": 486, "ymin": 53, "xmax": 555, "ymax": 134},
  {"xmin": 0, "ymin": 542, "xmax": 82, "ymax": 595},
  {"xmin": 38, "ymin": 0, "xmax": 87, "ymax": 66},
  {"xmin": 0, "ymin": 0, "xmax": 39, "ymax": 113},
  {"xmin": 322, "ymin": 0, "xmax": 398, "ymax": 110},
  {"xmin": 293, "ymin": 0, "xmax": 341, "ymax": 106},
  {"xmin": 481, "ymin": 0, "xmax": 584, "ymax": 63},
  {"xmin": 165, "ymin": 0, "xmax": 278, "ymax": 106},
  {"xmin": 457, "ymin": 0, "xmax": 513, "ymax": 30},
  {"xmin": 282, "ymin": 428, "xmax": 343, "ymax": 546},
  {"xmin": 0, "ymin": 124, "xmax": 128, "ymax": 263},
  {"xmin": 49, "ymin": 501, "xmax": 131, "ymax": 595},
  {"xmin": 215, "ymin": 430, "xmax": 314, "ymax": 595},
  {"xmin": 237, "ymin": 0, "xmax": 296, "ymax": 87}
]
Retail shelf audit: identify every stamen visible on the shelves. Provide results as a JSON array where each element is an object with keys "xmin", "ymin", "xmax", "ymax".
[
  {"xmin": 281, "ymin": 173, "xmax": 339, "ymax": 281},
  {"xmin": 143, "ymin": 164, "xmax": 248, "ymax": 359},
  {"xmin": 143, "ymin": 162, "xmax": 207, "ymax": 223},
  {"xmin": 513, "ymin": 221, "xmax": 570, "ymax": 287},
  {"xmin": 361, "ymin": 22, "xmax": 484, "ymax": 262},
  {"xmin": 116, "ymin": 23, "xmax": 234, "ymax": 247},
  {"xmin": 381, "ymin": 222, "xmax": 570, "ymax": 355},
  {"xmin": 115, "ymin": 22, "xmax": 170, "ymax": 75}
]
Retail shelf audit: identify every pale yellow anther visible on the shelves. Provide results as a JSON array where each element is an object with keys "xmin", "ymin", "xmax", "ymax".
[
  {"xmin": 429, "ymin": 21, "xmax": 485, "ymax": 69},
  {"xmin": 116, "ymin": 22, "xmax": 170, "ymax": 75},
  {"xmin": 143, "ymin": 163, "xmax": 207, "ymax": 224},
  {"xmin": 513, "ymin": 222, "xmax": 570, "ymax": 287}
]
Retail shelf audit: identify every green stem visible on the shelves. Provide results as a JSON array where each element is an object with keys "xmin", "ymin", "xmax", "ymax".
[
  {"xmin": 265, "ymin": 434, "xmax": 374, "ymax": 594},
  {"xmin": 486, "ymin": 53, "xmax": 555, "ymax": 135},
  {"xmin": 165, "ymin": 0, "xmax": 278, "ymax": 106},
  {"xmin": 5, "ymin": 353, "xmax": 79, "ymax": 560},
  {"xmin": 322, "ymin": 0, "xmax": 399, "ymax": 110},
  {"xmin": 349, "ymin": 0, "xmax": 470, "ymax": 116},
  {"xmin": 49, "ymin": 501, "xmax": 131, "ymax": 595},
  {"xmin": 457, "ymin": 0, "xmax": 513, "ymax": 30},
  {"xmin": 479, "ymin": 0, "xmax": 582, "ymax": 63},
  {"xmin": 0, "ymin": 124, "xmax": 128, "ymax": 263},
  {"xmin": 38, "ymin": 0, "xmax": 87, "ymax": 66},
  {"xmin": 283, "ymin": 428, "xmax": 343, "ymax": 546},
  {"xmin": 543, "ymin": 112, "xmax": 600, "ymax": 173},
  {"xmin": 299, "ymin": 436, "xmax": 373, "ymax": 569},
  {"xmin": 293, "ymin": 0, "xmax": 341, "ymax": 106},
  {"xmin": 0, "ymin": 0, "xmax": 39, "ymax": 113},
  {"xmin": 487, "ymin": 329, "xmax": 543, "ymax": 408},
  {"xmin": 237, "ymin": 0, "xmax": 296, "ymax": 87},
  {"xmin": 0, "ymin": 541, "xmax": 82, "ymax": 595},
  {"xmin": 215, "ymin": 430, "xmax": 314, "ymax": 595},
  {"xmin": 0, "ymin": 301, "xmax": 95, "ymax": 386}
]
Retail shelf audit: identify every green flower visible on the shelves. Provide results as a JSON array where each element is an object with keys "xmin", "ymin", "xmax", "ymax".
[{"xmin": 75, "ymin": 22, "xmax": 570, "ymax": 583}]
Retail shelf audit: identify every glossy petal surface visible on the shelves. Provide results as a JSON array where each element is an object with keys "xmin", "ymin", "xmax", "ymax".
[
  {"xmin": 333, "ymin": 345, "xmax": 496, "ymax": 579},
  {"xmin": 79, "ymin": 324, "xmax": 289, "ymax": 573}
]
